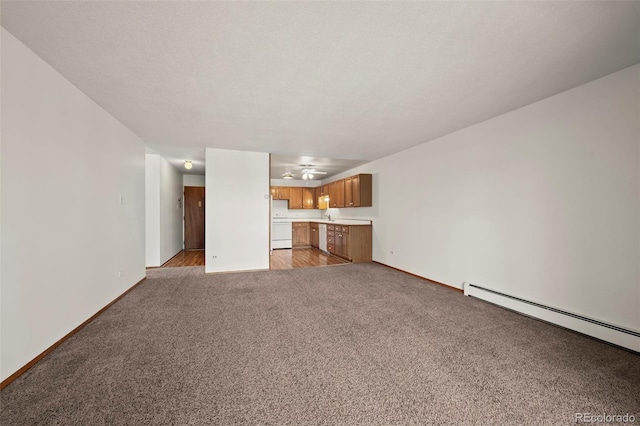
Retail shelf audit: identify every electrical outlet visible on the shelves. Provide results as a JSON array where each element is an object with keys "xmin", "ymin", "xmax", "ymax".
[
  {"xmin": 212, "ymin": 255, "xmax": 217, "ymax": 259},
  {"xmin": 390, "ymin": 250, "xmax": 395, "ymax": 255}
]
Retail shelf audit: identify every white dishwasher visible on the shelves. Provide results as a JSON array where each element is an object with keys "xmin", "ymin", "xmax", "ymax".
[{"xmin": 319, "ymin": 223, "xmax": 328, "ymax": 253}]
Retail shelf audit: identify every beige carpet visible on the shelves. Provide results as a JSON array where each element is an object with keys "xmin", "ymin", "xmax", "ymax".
[{"xmin": 2, "ymin": 263, "xmax": 639, "ymax": 424}]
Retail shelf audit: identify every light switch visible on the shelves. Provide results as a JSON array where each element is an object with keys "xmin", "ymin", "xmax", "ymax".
[{"xmin": 198, "ymin": 201, "xmax": 202, "ymax": 207}]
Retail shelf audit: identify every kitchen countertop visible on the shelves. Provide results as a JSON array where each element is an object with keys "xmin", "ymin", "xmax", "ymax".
[{"xmin": 274, "ymin": 218, "xmax": 372, "ymax": 226}]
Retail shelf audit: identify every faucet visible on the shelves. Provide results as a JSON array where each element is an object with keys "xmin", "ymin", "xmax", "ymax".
[{"xmin": 325, "ymin": 214, "xmax": 332, "ymax": 221}]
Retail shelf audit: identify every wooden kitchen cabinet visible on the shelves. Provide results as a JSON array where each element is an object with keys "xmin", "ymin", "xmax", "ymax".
[
  {"xmin": 314, "ymin": 187, "xmax": 322, "ymax": 208},
  {"xmin": 310, "ymin": 222, "xmax": 319, "ymax": 248},
  {"xmin": 289, "ymin": 187, "xmax": 303, "ymax": 209},
  {"xmin": 327, "ymin": 224, "xmax": 336, "ymax": 254},
  {"xmin": 292, "ymin": 222, "xmax": 310, "ymax": 247},
  {"xmin": 329, "ymin": 224, "xmax": 372, "ymax": 263},
  {"xmin": 271, "ymin": 180, "xmax": 369, "ymax": 209},
  {"xmin": 270, "ymin": 186, "xmax": 291, "ymax": 200},
  {"xmin": 328, "ymin": 179, "xmax": 345, "ymax": 208},
  {"xmin": 334, "ymin": 229, "xmax": 349, "ymax": 259},
  {"xmin": 344, "ymin": 177, "xmax": 353, "ymax": 208},
  {"xmin": 303, "ymin": 187, "xmax": 315, "ymax": 209},
  {"xmin": 344, "ymin": 174, "xmax": 372, "ymax": 207}
]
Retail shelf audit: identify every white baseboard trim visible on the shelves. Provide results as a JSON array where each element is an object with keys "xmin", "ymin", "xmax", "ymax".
[{"xmin": 463, "ymin": 282, "xmax": 640, "ymax": 353}]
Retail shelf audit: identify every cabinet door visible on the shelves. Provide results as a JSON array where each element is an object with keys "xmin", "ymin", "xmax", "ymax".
[
  {"xmin": 335, "ymin": 230, "xmax": 349, "ymax": 259},
  {"xmin": 343, "ymin": 231, "xmax": 350, "ymax": 260},
  {"xmin": 303, "ymin": 187, "xmax": 315, "ymax": 209},
  {"xmin": 279, "ymin": 187, "xmax": 291, "ymax": 200},
  {"xmin": 351, "ymin": 176, "xmax": 361, "ymax": 207},
  {"xmin": 327, "ymin": 182, "xmax": 335, "ymax": 208},
  {"xmin": 314, "ymin": 187, "xmax": 322, "ymax": 209},
  {"xmin": 310, "ymin": 224, "xmax": 319, "ymax": 248},
  {"xmin": 344, "ymin": 177, "xmax": 353, "ymax": 207},
  {"xmin": 289, "ymin": 187, "xmax": 303, "ymax": 209},
  {"xmin": 270, "ymin": 187, "xmax": 279, "ymax": 199},
  {"xmin": 328, "ymin": 181, "xmax": 345, "ymax": 208},
  {"xmin": 335, "ymin": 179, "xmax": 345, "ymax": 208},
  {"xmin": 292, "ymin": 227, "xmax": 303, "ymax": 247},
  {"xmin": 292, "ymin": 222, "xmax": 310, "ymax": 246}
]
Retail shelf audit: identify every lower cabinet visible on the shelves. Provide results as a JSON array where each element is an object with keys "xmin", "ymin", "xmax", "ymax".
[
  {"xmin": 310, "ymin": 222, "xmax": 319, "ymax": 248},
  {"xmin": 327, "ymin": 225, "xmax": 335, "ymax": 253},
  {"xmin": 292, "ymin": 222, "xmax": 310, "ymax": 247},
  {"xmin": 335, "ymin": 229, "xmax": 349, "ymax": 259},
  {"xmin": 327, "ymin": 224, "xmax": 372, "ymax": 263}
]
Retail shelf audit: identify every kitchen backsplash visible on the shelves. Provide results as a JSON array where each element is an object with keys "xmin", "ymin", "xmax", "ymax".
[
  {"xmin": 272, "ymin": 200, "xmax": 375, "ymax": 221},
  {"xmin": 272, "ymin": 199, "xmax": 324, "ymax": 219}
]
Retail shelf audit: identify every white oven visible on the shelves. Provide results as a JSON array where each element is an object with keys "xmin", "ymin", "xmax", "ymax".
[{"xmin": 272, "ymin": 219, "xmax": 292, "ymax": 249}]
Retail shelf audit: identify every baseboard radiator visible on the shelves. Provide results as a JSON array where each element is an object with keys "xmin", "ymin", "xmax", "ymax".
[{"xmin": 463, "ymin": 282, "xmax": 640, "ymax": 353}]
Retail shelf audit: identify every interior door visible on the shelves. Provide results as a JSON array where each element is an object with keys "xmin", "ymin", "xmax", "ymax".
[{"xmin": 184, "ymin": 186, "xmax": 205, "ymax": 249}]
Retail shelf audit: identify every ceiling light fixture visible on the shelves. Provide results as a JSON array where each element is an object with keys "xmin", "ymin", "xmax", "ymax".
[
  {"xmin": 302, "ymin": 172, "xmax": 314, "ymax": 180},
  {"xmin": 184, "ymin": 160, "xmax": 193, "ymax": 170},
  {"xmin": 282, "ymin": 172, "xmax": 294, "ymax": 179}
]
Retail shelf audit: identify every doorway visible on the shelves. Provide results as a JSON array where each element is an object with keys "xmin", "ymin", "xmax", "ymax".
[{"xmin": 184, "ymin": 186, "xmax": 205, "ymax": 250}]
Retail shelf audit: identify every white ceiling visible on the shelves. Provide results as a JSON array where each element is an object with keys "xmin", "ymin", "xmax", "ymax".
[{"xmin": 2, "ymin": 1, "xmax": 639, "ymax": 176}]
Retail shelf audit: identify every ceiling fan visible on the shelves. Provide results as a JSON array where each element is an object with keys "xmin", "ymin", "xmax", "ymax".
[
  {"xmin": 280, "ymin": 164, "xmax": 328, "ymax": 180},
  {"xmin": 299, "ymin": 164, "xmax": 327, "ymax": 180}
]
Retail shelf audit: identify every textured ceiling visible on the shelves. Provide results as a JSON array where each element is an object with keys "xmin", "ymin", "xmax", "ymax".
[{"xmin": 2, "ymin": 1, "xmax": 639, "ymax": 172}]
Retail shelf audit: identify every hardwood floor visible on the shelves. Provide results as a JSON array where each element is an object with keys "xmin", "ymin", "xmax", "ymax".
[
  {"xmin": 162, "ymin": 250, "xmax": 205, "ymax": 267},
  {"xmin": 270, "ymin": 247, "xmax": 349, "ymax": 270},
  {"xmin": 160, "ymin": 248, "xmax": 348, "ymax": 270}
]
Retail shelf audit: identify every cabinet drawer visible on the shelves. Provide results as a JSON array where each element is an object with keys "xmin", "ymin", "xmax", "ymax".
[
  {"xmin": 341, "ymin": 226, "xmax": 349, "ymax": 234},
  {"xmin": 292, "ymin": 222, "xmax": 308, "ymax": 228},
  {"xmin": 327, "ymin": 244, "xmax": 335, "ymax": 253},
  {"xmin": 327, "ymin": 224, "xmax": 335, "ymax": 231},
  {"xmin": 327, "ymin": 236, "xmax": 334, "ymax": 244},
  {"xmin": 327, "ymin": 230, "xmax": 335, "ymax": 236}
]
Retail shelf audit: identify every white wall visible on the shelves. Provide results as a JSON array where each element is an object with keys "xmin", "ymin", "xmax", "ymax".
[
  {"xmin": 159, "ymin": 157, "xmax": 183, "ymax": 263},
  {"xmin": 327, "ymin": 64, "xmax": 640, "ymax": 332},
  {"xmin": 184, "ymin": 174, "xmax": 205, "ymax": 187},
  {"xmin": 206, "ymin": 148, "xmax": 270, "ymax": 272},
  {"xmin": 145, "ymin": 153, "xmax": 183, "ymax": 267},
  {"xmin": 1, "ymin": 29, "xmax": 146, "ymax": 382},
  {"xmin": 145, "ymin": 155, "xmax": 161, "ymax": 266},
  {"xmin": 272, "ymin": 199, "xmax": 324, "ymax": 219}
]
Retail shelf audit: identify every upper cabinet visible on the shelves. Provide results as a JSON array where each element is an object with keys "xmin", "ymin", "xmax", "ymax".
[
  {"xmin": 271, "ymin": 174, "xmax": 371, "ymax": 209},
  {"xmin": 271, "ymin": 185, "xmax": 319, "ymax": 209},
  {"xmin": 303, "ymin": 187, "xmax": 315, "ymax": 209},
  {"xmin": 344, "ymin": 174, "xmax": 372, "ymax": 207},
  {"xmin": 271, "ymin": 186, "xmax": 290, "ymax": 200},
  {"xmin": 328, "ymin": 179, "xmax": 345, "ymax": 208},
  {"xmin": 289, "ymin": 187, "xmax": 303, "ymax": 209},
  {"xmin": 324, "ymin": 174, "xmax": 371, "ymax": 208}
]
